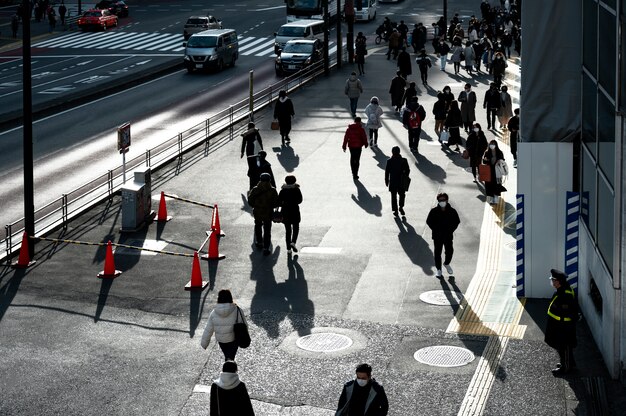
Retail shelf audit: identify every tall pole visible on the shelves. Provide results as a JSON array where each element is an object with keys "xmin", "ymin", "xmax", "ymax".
[
  {"xmin": 443, "ymin": 0, "xmax": 448, "ymax": 32},
  {"xmin": 346, "ymin": 0, "xmax": 354, "ymax": 64},
  {"xmin": 336, "ymin": 0, "xmax": 342, "ymax": 68},
  {"xmin": 323, "ymin": 0, "xmax": 329, "ymax": 75},
  {"xmin": 21, "ymin": 0, "xmax": 35, "ymax": 255}
]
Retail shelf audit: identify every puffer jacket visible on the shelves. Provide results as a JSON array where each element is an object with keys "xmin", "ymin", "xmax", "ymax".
[
  {"xmin": 364, "ymin": 102, "xmax": 383, "ymax": 130},
  {"xmin": 344, "ymin": 74, "xmax": 363, "ymax": 98},
  {"xmin": 201, "ymin": 303, "xmax": 243, "ymax": 347},
  {"xmin": 342, "ymin": 123, "xmax": 368, "ymax": 149},
  {"xmin": 247, "ymin": 181, "xmax": 279, "ymax": 220}
]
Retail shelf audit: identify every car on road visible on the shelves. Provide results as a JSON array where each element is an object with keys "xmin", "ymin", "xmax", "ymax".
[
  {"xmin": 275, "ymin": 39, "xmax": 323, "ymax": 76},
  {"xmin": 95, "ymin": 0, "xmax": 129, "ymax": 17},
  {"xmin": 183, "ymin": 29, "xmax": 239, "ymax": 73},
  {"xmin": 77, "ymin": 9, "xmax": 118, "ymax": 31},
  {"xmin": 183, "ymin": 16, "xmax": 222, "ymax": 40}
]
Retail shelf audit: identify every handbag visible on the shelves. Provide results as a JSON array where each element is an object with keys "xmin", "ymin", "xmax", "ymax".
[
  {"xmin": 270, "ymin": 119, "xmax": 280, "ymax": 130},
  {"xmin": 478, "ymin": 164, "xmax": 492, "ymax": 182},
  {"xmin": 462, "ymin": 149, "xmax": 469, "ymax": 159},
  {"xmin": 439, "ymin": 130, "xmax": 449, "ymax": 144},
  {"xmin": 272, "ymin": 208, "xmax": 283, "ymax": 223},
  {"xmin": 400, "ymin": 174, "xmax": 411, "ymax": 192},
  {"xmin": 234, "ymin": 307, "xmax": 251, "ymax": 348}
]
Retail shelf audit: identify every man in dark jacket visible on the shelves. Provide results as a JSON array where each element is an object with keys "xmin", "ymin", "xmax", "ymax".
[
  {"xmin": 507, "ymin": 108, "xmax": 520, "ymax": 166},
  {"xmin": 483, "ymin": 83, "xmax": 502, "ymax": 130},
  {"xmin": 342, "ymin": 117, "xmax": 369, "ymax": 180},
  {"xmin": 545, "ymin": 269, "xmax": 579, "ymax": 376},
  {"xmin": 247, "ymin": 173, "xmax": 278, "ymax": 255},
  {"xmin": 248, "ymin": 150, "xmax": 276, "ymax": 190},
  {"xmin": 336, "ymin": 363, "xmax": 388, "ymax": 416},
  {"xmin": 402, "ymin": 96, "xmax": 426, "ymax": 152},
  {"xmin": 385, "ymin": 146, "xmax": 410, "ymax": 217},
  {"xmin": 241, "ymin": 122, "xmax": 264, "ymax": 178},
  {"xmin": 426, "ymin": 193, "xmax": 460, "ymax": 278}
]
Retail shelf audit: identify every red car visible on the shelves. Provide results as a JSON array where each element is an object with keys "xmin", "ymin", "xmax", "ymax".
[{"xmin": 78, "ymin": 9, "xmax": 118, "ymax": 31}]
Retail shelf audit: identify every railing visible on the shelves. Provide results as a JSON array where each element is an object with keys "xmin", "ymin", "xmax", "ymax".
[{"xmin": 2, "ymin": 52, "xmax": 346, "ymax": 263}]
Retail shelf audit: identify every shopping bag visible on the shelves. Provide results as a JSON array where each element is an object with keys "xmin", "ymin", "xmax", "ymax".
[
  {"xmin": 478, "ymin": 164, "xmax": 492, "ymax": 182},
  {"xmin": 439, "ymin": 130, "xmax": 449, "ymax": 144},
  {"xmin": 270, "ymin": 119, "xmax": 280, "ymax": 130},
  {"xmin": 272, "ymin": 208, "xmax": 283, "ymax": 223}
]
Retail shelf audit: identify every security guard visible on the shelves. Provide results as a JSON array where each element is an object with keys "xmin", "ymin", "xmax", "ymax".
[{"xmin": 544, "ymin": 269, "xmax": 579, "ymax": 375}]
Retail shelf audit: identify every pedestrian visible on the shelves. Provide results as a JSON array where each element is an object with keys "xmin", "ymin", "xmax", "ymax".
[
  {"xmin": 463, "ymin": 41, "xmax": 475, "ymax": 74},
  {"xmin": 364, "ymin": 96, "xmax": 383, "ymax": 147},
  {"xmin": 498, "ymin": 85, "xmax": 513, "ymax": 129},
  {"xmin": 396, "ymin": 47, "xmax": 412, "ymax": 79},
  {"xmin": 201, "ymin": 289, "xmax": 244, "ymax": 361},
  {"xmin": 11, "ymin": 14, "xmax": 19, "ymax": 38},
  {"xmin": 58, "ymin": 1, "xmax": 66, "ymax": 26},
  {"xmin": 248, "ymin": 150, "xmax": 276, "ymax": 189},
  {"xmin": 507, "ymin": 108, "xmax": 520, "ymax": 167},
  {"xmin": 426, "ymin": 193, "xmax": 460, "ymax": 278},
  {"xmin": 416, "ymin": 49, "xmax": 432, "ymax": 85},
  {"xmin": 410, "ymin": 23, "xmax": 420, "ymax": 53},
  {"xmin": 401, "ymin": 81, "xmax": 417, "ymax": 109},
  {"xmin": 545, "ymin": 269, "xmax": 579, "ymax": 376},
  {"xmin": 436, "ymin": 16, "xmax": 447, "ymax": 40},
  {"xmin": 450, "ymin": 42, "xmax": 463, "ymax": 74},
  {"xmin": 47, "ymin": 5, "xmax": 56, "ymax": 33},
  {"xmin": 481, "ymin": 140, "xmax": 506, "ymax": 204},
  {"xmin": 444, "ymin": 100, "xmax": 463, "ymax": 151},
  {"xmin": 336, "ymin": 363, "xmax": 389, "ymax": 416},
  {"xmin": 491, "ymin": 51, "xmax": 507, "ymax": 86},
  {"xmin": 386, "ymin": 29, "xmax": 401, "ymax": 60},
  {"xmin": 465, "ymin": 123, "xmax": 488, "ymax": 181},
  {"xmin": 432, "ymin": 92, "xmax": 447, "ymax": 137},
  {"xmin": 441, "ymin": 85, "xmax": 454, "ymax": 109},
  {"xmin": 278, "ymin": 175, "xmax": 302, "ymax": 255},
  {"xmin": 402, "ymin": 96, "xmax": 426, "ymax": 152},
  {"xmin": 473, "ymin": 40, "xmax": 485, "ymax": 72},
  {"xmin": 344, "ymin": 71, "xmax": 363, "ymax": 118},
  {"xmin": 437, "ymin": 39, "xmax": 450, "ymax": 71},
  {"xmin": 210, "ymin": 360, "xmax": 255, "ymax": 416},
  {"xmin": 415, "ymin": 22, "xmax": 427, "ymax": 52},
  {"xmin": 458, "ymin": 83, "xmax": 477, "ymax": 132},
  {"xmin": 388, "ymin": 70, "xmax": 406, "ymax": 112},
  {"xmin": 483, "ymin": 82, "xmax": 502, "ymax": 130},
  {"xmin": 355, "ymin": 32, "xmax": 367, "ymax": 76},
  {"xmin": 502, "ymin": 29, "xmax": 513, "ymax": 58},
  {"xmin": 342, "ymin": 117, "xmax": 369, "ymax": 180},
  {"xmin": 247, "ymin": 173, "xmax": 279, "ymax": 255},
  {"xmin": 397, "ymin": 20, "xmax": 409, "ymax": 45},
  {"xmin": 241, "ymin": 122, "xmax": 264, "ymax": 185},
  {"xmin": 273, "ymin": 90, "xmax": 295, "ymax": 146},
  {"xmin": 385, "ymin": 146, "xmax": 410, "ymax": 217}
]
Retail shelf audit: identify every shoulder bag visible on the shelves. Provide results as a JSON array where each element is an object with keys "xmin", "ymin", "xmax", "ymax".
[
  {"xmin": 234, "ymin": 307, "xmax": 251, "ymax": 348},
  {"xmin": 271, "ymin": 119, "xmax": 280, "ymax": 130},
  {"xmin": 478, "ymin": 164, "xmax": 492, "ymax": 182},
  {"xmin": 272, "ymin": 208, "xmax": 283, "ymax": 223}
]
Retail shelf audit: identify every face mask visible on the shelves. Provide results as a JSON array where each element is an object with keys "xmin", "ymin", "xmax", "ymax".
[
  {"xmin": 438, "ymin": 201, "xmax": 447, "ymax": 208},
  {"xmin": 444, "ymin": 89, "xmax": 450, "ymax": 93},
  {"xmin": 489, "ymin": 144, "xmax": 496, "ymax": 149},
  {"xmin": 356, "ymin": 379, "xmax": 368, "ymax": 387},
  {"xmin": 473, "ymin": 128, "xmax": 479, "ymax": 132}
]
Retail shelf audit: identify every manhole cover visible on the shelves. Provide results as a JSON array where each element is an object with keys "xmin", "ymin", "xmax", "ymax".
[
  {"xmin": 414, "ymin": 345, "xmax": 475, "ymax": 367},
  {"xmin": 419, "ymin": 290, "xmax": 463, "ymax": 306},
  {"xmin": 296, "ymin": 333, "xmax": 353, "ymax": 352}
]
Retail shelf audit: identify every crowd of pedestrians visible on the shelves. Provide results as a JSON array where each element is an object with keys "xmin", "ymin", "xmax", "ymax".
[{"xmin": 11, "ymin": 0, "xmax": 69, "ymax": 37}]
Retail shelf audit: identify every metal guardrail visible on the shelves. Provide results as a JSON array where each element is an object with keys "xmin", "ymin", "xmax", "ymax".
[{"xmin": 1, "ymin": 51, "xmax": 346, "ymax": 263}]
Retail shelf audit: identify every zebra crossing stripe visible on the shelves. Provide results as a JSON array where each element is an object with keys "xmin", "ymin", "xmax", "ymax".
[
  {"xmin": 119, "ymin": 32, "xmax": 172, "ymax": 49},
  {"xmin": 565, "ymin": 191, "xmax": 580, "ymax": 292},
  {"xmin": 238, "ymin": 37, "xmax": 268, "ymax": 52},
  {"xmin": 33, "ymin": 32, "xmax": 84, "ymax": 47},
  {"xmin": 244, "ymin": 39, "xmax": 275, "ymax": 55},
  {"xmin": 95, "ymin": 32, "xmax": 145, "ymax": 49},
  {"xmin": 60, "ymin": 32, "xmax": 119, "ymax": 48},
  {"xmin": 516, "ymin": 194, "xmax": 524, "ymax": 297},
  {"xmin": 145, "ymin": 36, "xmax": 184, "ymax": 51}
]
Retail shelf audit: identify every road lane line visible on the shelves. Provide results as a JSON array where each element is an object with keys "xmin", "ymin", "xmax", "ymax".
[{"xmin": 118, "ymin": 33, "xmax": 172, "ymax": 50}]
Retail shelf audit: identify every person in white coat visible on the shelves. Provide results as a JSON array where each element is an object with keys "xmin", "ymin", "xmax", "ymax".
[
  {"xmin": 364, "ymin": 96, "xmax": 383, "ymax": 147},
  {"xmin": 201, "ymin": 289, "xmax": 246, "ymax": 361},
  {"xmin": 463, "ymin": 41, "xmax": 475, "ymax": 75}
]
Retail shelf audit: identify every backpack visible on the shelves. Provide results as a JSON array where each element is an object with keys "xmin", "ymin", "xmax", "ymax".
[{"xmin": 408, "ymin": 110, "xmax": 421, "ymax": 129}]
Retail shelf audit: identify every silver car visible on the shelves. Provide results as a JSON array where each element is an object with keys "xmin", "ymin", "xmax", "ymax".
[{"xmin": 184, "ymin": 15, "xmax": 222, "ymax": 40}]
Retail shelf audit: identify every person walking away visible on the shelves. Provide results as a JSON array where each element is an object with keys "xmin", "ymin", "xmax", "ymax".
[
  {"xmin": 248, "ymin": 150, "xmax": 276, "ymax": 190},
  {"xmin": 432, "ymin": 92, "xmax": 448, "ymax": 137},
  {"xmin": 58, "ymin": 1, "xmax": 66, "ymax": 26},
  {"xmin": 502, "ymin": 29, "xmax": 513, "ymax": 58},
  {"xmin": 385, "ymin": 146, "xmax": 410, "ymax": 217},
  {"xmin": 438, "ymin": 39, "xmax": 450, "ymax": 71},
  {"xmin": 355, "ymin": 32, "xmax": 367, "ymax": 75},
  {"xmin": 458, "ymin": 83, "xmax": 477, "ymax": 133},
  {"xmin": 482, "ymin": 140, "xmax": 505, "ymax": 204},
  {"xmin": 278, "ymin": 175, "xmax": 302, "ymax": 254},
  {"xmin": 401, "ymin": 82, "xmax": 417, "ymax": 109},
  {"xmin": 545, "ymin": 269, "xmax": 579, "ymax": 376},
  {"xmin": 402, "ymin": 96, "xmax": 426, "ymax": 152},
  {"xmin": 336, "ymin": 363, "xmax": 389, "ymax": 416},
  {"xmin": 396, "ymin": 47, "xmax": 412, "ymax": 79},
  {"xmin": 463, "ymin": 41, "xmax": 475, "ymax": 75},
  {"xmin": 273, "ymin": 90, "xmax": 295, "ymax": 146},
  {"xmin": 397, "ymin": 20, "xmax": 409, "ymax": 46},
  {"xmin": 344, "ymin": 72, "xmax": 363, "ymax": 118},
  {"xmin": 416, "ymin": 49, "xmax": 432, "ymax": 85},
  {"xmin": 386, "ymin": 29, "xmax": 401, "ymax": 60},
  {"xmin": 491, "ymin": 51, "xmax": 507, "ymax": 86},
  {"xmin": 444, "ymin": 100, "xmax": 463, "ymax": 151},
  {"xmin": 364, "ymin": 96, "xmax": 383, "ymax": 147},
  {"xmin": 414, "ymin": 22, "xmax": 427, "ymax": 52},
  {"xmin": 410, "ymin": 24, "xmax": 420, "ymax": 53},
  {"xmin": 426, "ymin": 193, "xmax": 460, "ymax": 278},
  {"xmin": 472, "ymin": 40, "xmax": 485, "ymax": 72},
  {"xmin": 11, "ymin": 14, "xmax": 19, "ymax": 38},
  {"xmin": 450, "ymin": 42, "xmax": 463, "ymax": 75},
  {"xmin": 507, "ymin": 108, "xmax": 520, "ymax": 167},
  {"xmin": 210, "ymin": 360, "xmax": 255, "ymax": 416},
  {"xmin": 201, "ymin": 289, "xmax": 243, "ymax": 361},
  {"xmin": 241, "ymin": 122, "xmax": 264, "ymax": 187},
  {"xmin": 465, "ymin": 123, "xmax": 488, "ymax": 181},
  {"xmin": 388, "ymin": 71, "xmax": 406, "ymax": 112},
  {"xmin": 247, "ymin": 173, "xmax": 279, "ymax": 255},
  {"xmin": 342, "ymin": 117, "xmax": 369, "ymax": 179},
  {"xmin": 498, "ymin": 85, "xmax": 513, "ymax": 130},
  {"xmin": 47, "ymin": 5, "xmax": 56, "ymax": 33},
  {"xmin": 483, "ymin": 83, "xmax": 502, "ymax": 130}
]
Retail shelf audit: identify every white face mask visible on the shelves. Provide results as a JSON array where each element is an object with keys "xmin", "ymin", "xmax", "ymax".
[
  {"xmin": 473, "ymin": 128, "xmax": 479, "ymax": 132},
  {"xmin": 438, "ymin": 201, "xmax": 447, "ymax": 208},
  {"xmin": 356, "ymin": 379, "xmax": 368, "ymax": 387},
  {"xmin": 489, "ymin": 144, "xmax": 496, "ymax": 149}
]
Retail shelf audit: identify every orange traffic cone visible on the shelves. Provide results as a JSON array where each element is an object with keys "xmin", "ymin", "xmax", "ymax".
[
  {"xmin": 11, "ymin": 232, "xmax": 35, "ymax": 268},
  {"xmin": 201, "ymin": 230, "xmax": 226, "ymax": 260},
  {"xmin": 211, "ymin": 204, "xmax": 225, "ymax": 236},
  {"xmin": 97, "ymin": 241, "xmax": 122, "ymax": 279},
  {"xmin": 157, "ymin": 191, "xmax": 172, "ymax": 222},
  {"xmin": 185, "ymin": 251, "xmax": 208, "ymax": 291}
]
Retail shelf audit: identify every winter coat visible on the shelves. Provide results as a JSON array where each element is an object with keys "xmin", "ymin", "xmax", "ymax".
[
  {"xmin": 274, "ymin": 97, "xmax": 295, "ymax": 127},
  {"xmin": 241, "ymin": 128, "xmax": 263, "ymax": 158},
  {"xmin": 416, "ymin": 54, "xmax": 432, "ymax": 72},
  {"xmin": 388, "ymin": 76, "xmax": 407, "ymax": 107},
  {"xmin": 463, "ymin": 45, "xmax": 475, "ymax": 66},
  {"xmin": 482, "ymin": 147, "xmax": 506, "ymax": 194},
  {"xmin": 458, "ymin": 90, "xmax": 477, "ymax": 124},
  {"xmin": 248, "ymin": 159, "xmax": 276, "ymax": 188},
  {"xmin": 444, "ymin": 107, "xmax": 462, "ymax": 129},
  {"xmin": 365, "ymin": 102, "xmax": 383, "ymax": 130},
  {"xmin": 247, "ymin": 181, "xmax": 279, "ymax": 221},
  {"xmin": 336, "ymin": 379, "xmax": 389, "ymax": 416},
  {"xmin": 344, "ymin": 74, "xmax": 363, "ymax": 99},
  {"xmin": 278, "ymin": 184, "xmax": 302, "ymax": 224},
  {"xmin": 465, "ymin": 131, "xmax": 488, "ymax": 167},
  {"xmin": 402, "ymin": 101, "xmax": 426, "ymax": 130},
  {"xmin": 201, "ymin": 303, "xmax": 242, "ymax": 347},
  {"xmin": 355, "ymin": 36, "xmax": 367, "ymax": 64},
  {"xmin": 498, "ymin": 91, "xmax": 513, "ymax": 119},
  {"xmin": 210, "ymin": 372, "xmax": 255, "ymax": 416},
  {"xmin": 385, "ymin": 155, "xmax": 410, "ymax": 193},
  {"xmin": 438, "ymin": 41, "xmax": 450, "ymax": 56},
  {"xmin": 450, "ymin": 45, "xmax": 463, "ymax": 63},
  {"xmin": 441, "ymin": 90, "xmax": 454, "ymax": 109},
  {"xmin": 426, "ymin": 203, "xmax": 460, "ymax": 241},
  {"xmin": 432, "ymin": 99, "xmax": 447, "ymax": 120},
  {"xmin": 492, "ymin": 55, "xmax": 507, "ymax": 76},
  {"xmin": 483, "ymin": 88, "xmax": 502, "ymax": 110},
  {"xmin": 397, "ymin": 50, "xmax": 412, "ymax": 75},
  {"xmin": 388, "ymin": 31, "xmax": 401, "ymax": 48},
  {"xmin": 342, "ymin": 122, "xmax": 369, "ymax": 150},
  {"xmin": 544, "ymin": 285, "xmax": 579, "ymax": 350},
  {"xmin": 507, "ymin": 115, "xmax": 520, "ymax": 131},
  {"xmin": 401, "ymin": 86, "xmax": 417, "ymax": 107}
]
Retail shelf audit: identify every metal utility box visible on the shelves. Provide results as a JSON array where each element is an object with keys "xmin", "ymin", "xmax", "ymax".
[
  {"xmin": 121, "ymin": 181, "xmax": 146, "ymax": 231},
  {"xmin": 134, "ymin": 167, "xmax": 152, "ymax": 214}
]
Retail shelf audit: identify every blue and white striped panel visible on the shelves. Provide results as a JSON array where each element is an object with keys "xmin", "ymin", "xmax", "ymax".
[
  {"xmin": 516, "ymin": 194, "xmax": 524, "ymax": 297},
  {"xmin": 565, "ymin": 192, "xmax": 580, "ymax": 293}
]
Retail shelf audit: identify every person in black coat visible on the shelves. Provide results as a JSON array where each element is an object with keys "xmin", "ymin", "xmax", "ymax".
[
  {"xmin": 273, "ymin": 90, "xmax": 295, "ymax": 146},
  {"xmin": 444, "ymin": 100, "xmax": 463, "ymax": 151},
  {"xmin": 241, "ymin": 122, "xmax": 263, "ymax": 178},
  {"xmin": 432, "ymin": 92, "xmax": 448, "ymax": 137},
  {"xmin": 483, "ymin": 82, "xmax": 502, "ymax": 130},
  {"xmin": 416, "ymin": 49, "xmax": 432, "ymax": 85},
  {"xmin": 482, "ymin": 139, "xmax": 505, "ymax": 204},
  {"xmin": 507, "ymin": 108, "xmax": 520, "ymax": 166},
  {"xmin": 278, "ymin": 175, "xmax": 302, "ymax": 254},
  {"xmin": 385, "ymin": 146, "xmax": 410, "ymax": 217},
  {"xmin": 402, "ymin": 96, "xmax": 426, "ymax": 152},
  {"xmin": 426, "ymin": 193, "xmax": 460, "ymax": 278},
  {"xmin": 210, "ymin": 360, "xmax": 255, "ymax": 416},
  {"xmin": 465, "ymin": 123, "xmax": 488, "ymax": 180},
  {"xmin": 336, "ymin": 363, "xmax": 388, "ymax": 416},
  {"xmin": 248, "ymin": 151, "xmax": 276, "ymax": 190},
  {"xmin": 401, "ymin": 82, "xmax": 417, "ymax": 108},
  {"xmin": 397, "ymin": 47, "xmax": 412, "ymax": 79}
]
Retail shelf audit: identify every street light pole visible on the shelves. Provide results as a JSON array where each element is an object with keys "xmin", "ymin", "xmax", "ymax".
[
  {"xmin": 21, "ymin": 0, "xmax": 35, "ymax": 255},
  {"xmin": 443, "ymin": 0, "xmax": 448, "ymax": 31}
]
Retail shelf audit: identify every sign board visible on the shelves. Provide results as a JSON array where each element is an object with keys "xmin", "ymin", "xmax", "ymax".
[{"xmin": 117, "ymin": 122, "xmax": 131, "ymax": 153}]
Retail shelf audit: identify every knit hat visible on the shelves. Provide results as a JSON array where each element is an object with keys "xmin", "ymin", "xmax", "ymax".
[{"xmin": 260, "ymin": 173, "xmax": 271, "ymax": 182}]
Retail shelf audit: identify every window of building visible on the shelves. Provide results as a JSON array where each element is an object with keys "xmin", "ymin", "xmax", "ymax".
[
  {"xmin": 597, "ymin": 92, "xmax": 615, "ymax": 186},
  {"xmin": 596, "ymin": 175, "xmax": 614, "ymax": 271},
  {"xmin": 582, "ymin": 74, "xmax": 598, "ymax": 157},
  {"xmin": 583, "ymin": 0, "xmax": 598, "ymax": 78},
  {"xmin": 598, "ymin": 5, "xmax": 616, "ymax": 97},
  {"xmin": 581, "ymin": 148, "xmax": 597, "ymax": 237}
]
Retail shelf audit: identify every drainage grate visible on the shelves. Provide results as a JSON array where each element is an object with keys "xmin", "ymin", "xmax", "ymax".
[
  {"xmin": 414, "ymin": 345, "xmax": 475, "ymax": 367},
  {"xmin": 296, "ymin": 333, "xmax": 353, "ymax": 352},
  {"xmin": 419, "ymin": 290, "xmax": 463, "ymax": 306}
]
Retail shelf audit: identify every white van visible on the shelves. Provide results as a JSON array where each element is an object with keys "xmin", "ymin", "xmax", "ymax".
[
  {"xmin": 274, "ymin": 19, "xmax": 325, "ymax": 55},
  {"xmin": 355, "ymin": 0, "xmax": 377, "ymax": 22}
]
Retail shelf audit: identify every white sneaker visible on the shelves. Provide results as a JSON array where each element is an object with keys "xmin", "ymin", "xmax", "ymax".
[
  {"xmin": 436, "ymin": 269, "xmax": 443, "ymax": 278},
  {"xmin": 444, "ymin": 264, "xmax": 454, "ymax": 274}
]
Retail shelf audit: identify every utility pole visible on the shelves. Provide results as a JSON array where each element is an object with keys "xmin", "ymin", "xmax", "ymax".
[
  {"xmin": 21, "ymin": 0, "xmax": 35, "ymax": 255},
  {"xmin": 443, "ymin": 0, "xmax": 448, "ymax": 31},
  {"xmin": 345, "ymin": 0, "xmax": 354, "ymax": 64},
  {"xmin": 323, "ymin": 0, "xmax": 329, "ymax": 75}
]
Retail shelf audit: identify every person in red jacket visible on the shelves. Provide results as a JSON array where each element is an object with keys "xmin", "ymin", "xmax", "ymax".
[{"xmin": 342, "ymin": 117, "xmax": 369, "ymax": 180}]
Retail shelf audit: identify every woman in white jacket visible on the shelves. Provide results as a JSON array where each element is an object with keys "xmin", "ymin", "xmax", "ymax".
[
  {"xmin": 201, "ymin": 289, "xmax": 246, "ymax": 361},
  {"xmin": 364, "ymin": 96, "xmax": 383, "ymax": 148}
]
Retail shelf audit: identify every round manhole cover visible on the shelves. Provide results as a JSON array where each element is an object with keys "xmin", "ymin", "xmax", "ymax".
[
  {"xmin": 414, "ymin": 345, "xmax": 475, "ymax": 367},
  {"xmin": 296, "ymin": 333, "xmax": 353, "ymax": 352},
  {"xmin": 419, "ymin": 290, "xmax": 463, "ymax": 306}
]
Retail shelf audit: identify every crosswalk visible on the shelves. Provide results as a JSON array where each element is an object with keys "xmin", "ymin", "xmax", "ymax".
[{"xmin": 32, "ymin": 32, "xmax": 338, "ymax": 57}]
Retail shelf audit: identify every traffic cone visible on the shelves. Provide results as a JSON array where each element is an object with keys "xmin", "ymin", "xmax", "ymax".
[
  {"xmin": 11, "ymin": 232, "xmax": 36, "ymax": 268},
  {"xmin": 185, "ymin": 251, "xmax": 208, "ymax": 291},
  {"xmin": 211, "ymin": 204, "xmax": 225, "ymax": 236},
  {"xmin": 157, "ymin": 191, "xmax": 172, "ymax": 222},
  {"xmin": 201, "ymin": 230, "xmax": 226, "ymax": 260},
  {"xmin": 97, "ymin": 240, "xmax": 121, "ymax": 279}
]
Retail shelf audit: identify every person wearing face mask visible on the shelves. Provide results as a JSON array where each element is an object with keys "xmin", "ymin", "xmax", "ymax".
[
  {"xmin": 273, "ymin": 90, "xmax": 295, "ymax": 146},
  {"xmin": 437, "ymin": 38, "xmax": 451, "ymax": 71},
  {"xmin": 497, "ymin": 85, "xmax": 513, "ymax": 130},
  {"xmin": 545, "ymin": 269, "xmax": 579, "ymax": 376},
  {"xmin": 441, "ymin": 85, "xmax": 454, "ymax": 110},
  {"xmin": 482, "ymin": 140, "xmax": 505, "ymax": 204},
  {"xmin": 491, "ymin": 51, "xmax": 507, "ymax": 86},
  {"xmin": 465, "ymin": 123, "xmax": 488, "ymax": 181},
  {"xmin": 458, "ymin": 83, "xmax": 477, "ymax": 133},
  {"xmin": 426, "ymin": 193, "xmax": 460, "ymax": 278},
  {"xmin": 336, "ymin": 363, "xmax": 389, "ymax": 416},
  {"xmin": 483, "ymin": 83, "xmax": 502, "ymax": 130}
]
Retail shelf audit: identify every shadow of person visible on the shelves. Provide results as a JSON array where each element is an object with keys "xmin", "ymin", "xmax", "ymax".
[
  {"xmin": 284, "ymin": 254, "xmax": 314, "ymax": 336},
  {"xmin": 395, "ymin": 217, "xmax": 434, "ymax": 276},
  {"xmin": 240, "ymin": 193, "xmax": 253, "ymax": 215},
  {"xmin": 274, "ymin": 145, "xmax": 300, "ymax": 173},
  {"xmin": 413, "ymin": 153, "xmax": 447, "ymax": 183},
  {"xmin": 0, "ymin": 267, "xmax": 27, "ymax": 324},
  {"xmin": 438, "ymin": 275, "xmax": 463, "ymax": 315},
  {"xmin": 351, "ymin": 181, "xmax": 382, "ymax": 216},
  {"xmin": 370, "ymin": 146, "xmax": 388, "ymax": 171}
]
